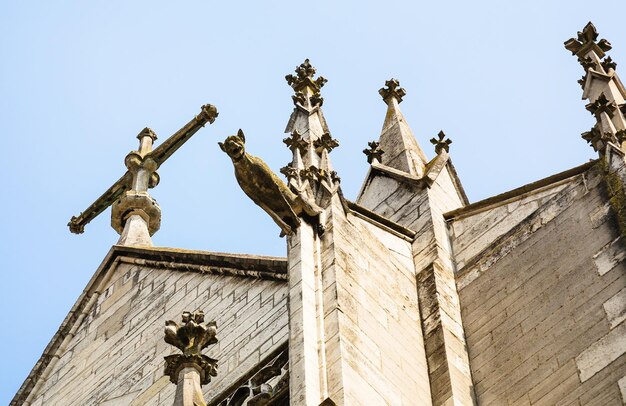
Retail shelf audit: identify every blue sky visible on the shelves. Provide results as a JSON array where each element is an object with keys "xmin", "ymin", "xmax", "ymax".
[{"xmin": 1, "ymin": 1, "xmax": 624, "ymax": 403}]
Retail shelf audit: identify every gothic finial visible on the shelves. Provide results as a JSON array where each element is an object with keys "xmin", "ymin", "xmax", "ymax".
[
  {"xmin": 314, "ymin": 132, "xmax": 339, "ymax": 154},
  {"xmin": 565, "ymin": 22, "xmax": 612, "ymax": 59},
  {"xmin": 285, "ymin": 59, "xmax": 327, "ymax": 93},
  {"xmin": 586, "ymin": 93, "xmax": 617, "ymax": 118},
  {"xmin": 379, "ymin": 78, "xmax": 406, "ymax": 104},
  {"xmin": 164, "ymin": 310, "xmax": 218, "ymax": 385},
  {"xmin": 363, "ymin": 141, "xmax": 384, "ymax": 164},
  {"xmin": 430, "ymin": 131, "xmax": 452, "ymax": 154},
  {"xmin": 137, "ymin": 127, "xmax": 158, "ymax": 141}
]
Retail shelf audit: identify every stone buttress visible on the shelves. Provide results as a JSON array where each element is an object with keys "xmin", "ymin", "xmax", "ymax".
[
  {"xmin": 284, "ymin": 62, "xmax": 447, "ymax": 405},
  {"xmin": 358, "ymin": 80, "xmax": 475, "ymax": 405}
]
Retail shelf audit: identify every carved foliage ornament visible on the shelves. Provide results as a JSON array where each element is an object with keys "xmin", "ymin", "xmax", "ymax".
[
  {"xmin": 379, "ymin": 78, "xmax": 406, "ymax": 103},
  {"xmin": 602, "ymin": 56, "xmax": 617, "ymax": 72},
  {"xmin": 164, "ymin": 311, "xmax": 218, "ymax": 385},
  {"xmin": 616, "ymin": 129, "xmax": 626, "ymax": 144},
  {"xmin": 283, "ymin": 130, "xmax": 307, "ymax": 152},
  {"xmin": 586, "ymin": 94, "xmax": 617, "ymax": 118},
  {"xmin": 285, "ymin": 59, "xmax": 328, "ymax": 93},
  {"xmin": 314, "ymin": 132, "xmax": 339, "ymax": 154},
  {"xmin": 280, "ymin": 163, "xmax": 299, "ymax": 180},
  {"xmin": 581, "ymin": 127, "xmax": 615, "ymax": 152}
]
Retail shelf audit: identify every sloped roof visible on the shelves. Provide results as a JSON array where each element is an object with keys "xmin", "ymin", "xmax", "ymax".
[{"xmin": 12, "ymin": 245, "xmax": 287, "ymax": 406}]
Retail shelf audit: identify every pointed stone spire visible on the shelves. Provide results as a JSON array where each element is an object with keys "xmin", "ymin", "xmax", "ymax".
[
  {"xmin": 565, "ymin": 22, "xmax": 626, "ymax": 153},
  {"xmin": 283, "ymin": 59, "xmax": 340, "ymax": 208},
  {"xmin": 376, "ymin": 79, "xmax": 428, "ymax": 177}
]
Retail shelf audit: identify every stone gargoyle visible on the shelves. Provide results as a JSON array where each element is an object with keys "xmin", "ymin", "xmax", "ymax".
[{"xmin": 219, "ymin": 129, "xmax": 321, "ymax": 236}]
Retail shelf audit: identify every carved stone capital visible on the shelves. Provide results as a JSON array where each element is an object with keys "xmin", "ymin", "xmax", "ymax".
[
  {"xmin": 111, "ymin": 191, "xmax": 161, "ymax": 235},
  {"xmin": 379, "ymin": 78, "xmax": 406, "ymax": 104},
  {"xmin": 164, "ymin": 355, "xmax": 218, "ymax": 385},
  {"xmin": 430, "ymin": 131, "xmax": 452, "ymax": 154},
  {"xmin": 363, "ymin": 141, "xmax": 384, "ymax": 164}
]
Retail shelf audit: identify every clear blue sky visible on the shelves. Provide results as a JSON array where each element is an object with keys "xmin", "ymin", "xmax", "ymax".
[{"xmin": 1, "ymin": 1, "xmax": 624, "ymax": 403}]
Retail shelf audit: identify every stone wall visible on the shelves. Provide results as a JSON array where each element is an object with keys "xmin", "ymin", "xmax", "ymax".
[
  {"xmin": 25, "ymin": 254, "xmax": 288, "ymax": 406},
  {"xmin": 453, "ymin": 164, "xmax": 626, "ymax": 405},
  {"xmin": 322, "ymin": 203, "xmax": 432, "ymax": 405}
]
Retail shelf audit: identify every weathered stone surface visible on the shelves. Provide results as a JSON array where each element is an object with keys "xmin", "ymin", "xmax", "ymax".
[
  {"xmin": 20, "ymin": 247, "xmax": 288, "ymax": 406},
  {"xmin": 456, "ymin": 163, "xmax": 626, "ymax": 405}
]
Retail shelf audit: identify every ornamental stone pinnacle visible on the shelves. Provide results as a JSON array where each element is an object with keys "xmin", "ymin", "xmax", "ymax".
[
  {"xmin": 564, "ymin": 21, "xmax": 612, "ymax": 60},
  {"xmin": 363, "ymin": 141, "xmax": 384, "ymax": 164},
  {"xmin": 430, "ymin": 131, "xmax": 452, "ymax": 154},
  {"xmin": 565, "ymin": 23, "xmax": 626, "ymax": 155},
  {"xmin": 285, "ymin": 59, "xmax": 328, "ymax": 93},
  {"xmin": 164, "ymin": 311, "xmax": 218, "ymax": 406},
  {"xmin": 283, "ymin": 59, "xmax": 341, "ymax": 211},
  {"xmin": 379, "ymin": 78, "xmax": 406, "ymax": 104}
]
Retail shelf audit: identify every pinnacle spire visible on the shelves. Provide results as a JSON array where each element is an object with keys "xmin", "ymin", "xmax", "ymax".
[
  {"xmin": 565, "ymin": 22, "xmax": 626, "ymax": 153},
  {"xmin": 283, "ymin": 59, "xmax": 339, "ymax": 208},
  {"xmin": 375, "ymin": 79, "xmax": 428, "ymax": 177}
]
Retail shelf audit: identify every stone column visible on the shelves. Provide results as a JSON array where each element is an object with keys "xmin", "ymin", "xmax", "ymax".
[{"xmin": 164, "ymin": 311, "xmax": 218, "ymax": 406}]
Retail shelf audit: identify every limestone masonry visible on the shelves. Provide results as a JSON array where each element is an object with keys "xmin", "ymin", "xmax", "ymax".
[{"xmin": 12, "ymin": 22, "xmax": 626, "ymax": 405}]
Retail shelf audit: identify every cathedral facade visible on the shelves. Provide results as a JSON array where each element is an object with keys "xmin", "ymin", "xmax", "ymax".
[{"xmin": 12, "ymin": 22, "xmax": 626, "ymax": 405}]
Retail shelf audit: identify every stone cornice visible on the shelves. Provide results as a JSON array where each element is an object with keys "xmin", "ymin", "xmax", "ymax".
[{"xmin": 444, "ymin": 160, "xmax": 597, "ymax": 221}]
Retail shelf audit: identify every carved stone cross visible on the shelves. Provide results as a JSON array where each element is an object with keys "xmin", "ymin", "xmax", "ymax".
[
  {"xmin": 430, "ymin": 131, "xmax": 452, "ymax": 154},
  {"xmin": 67, "ymin": 104, "xmax": 218, "ymax": 240},
  {"xmin": 379, "ymin": 78, "xmax": 406, "ymax": 104},
  {"xmin": 363, "ymin": 141, "xmax": 385, "ymax": 164}
]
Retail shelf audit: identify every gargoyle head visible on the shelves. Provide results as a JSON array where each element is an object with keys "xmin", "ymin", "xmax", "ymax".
[{"xmin": 219, "ymin": 129, "xmax": 246, "ymax": 161}]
